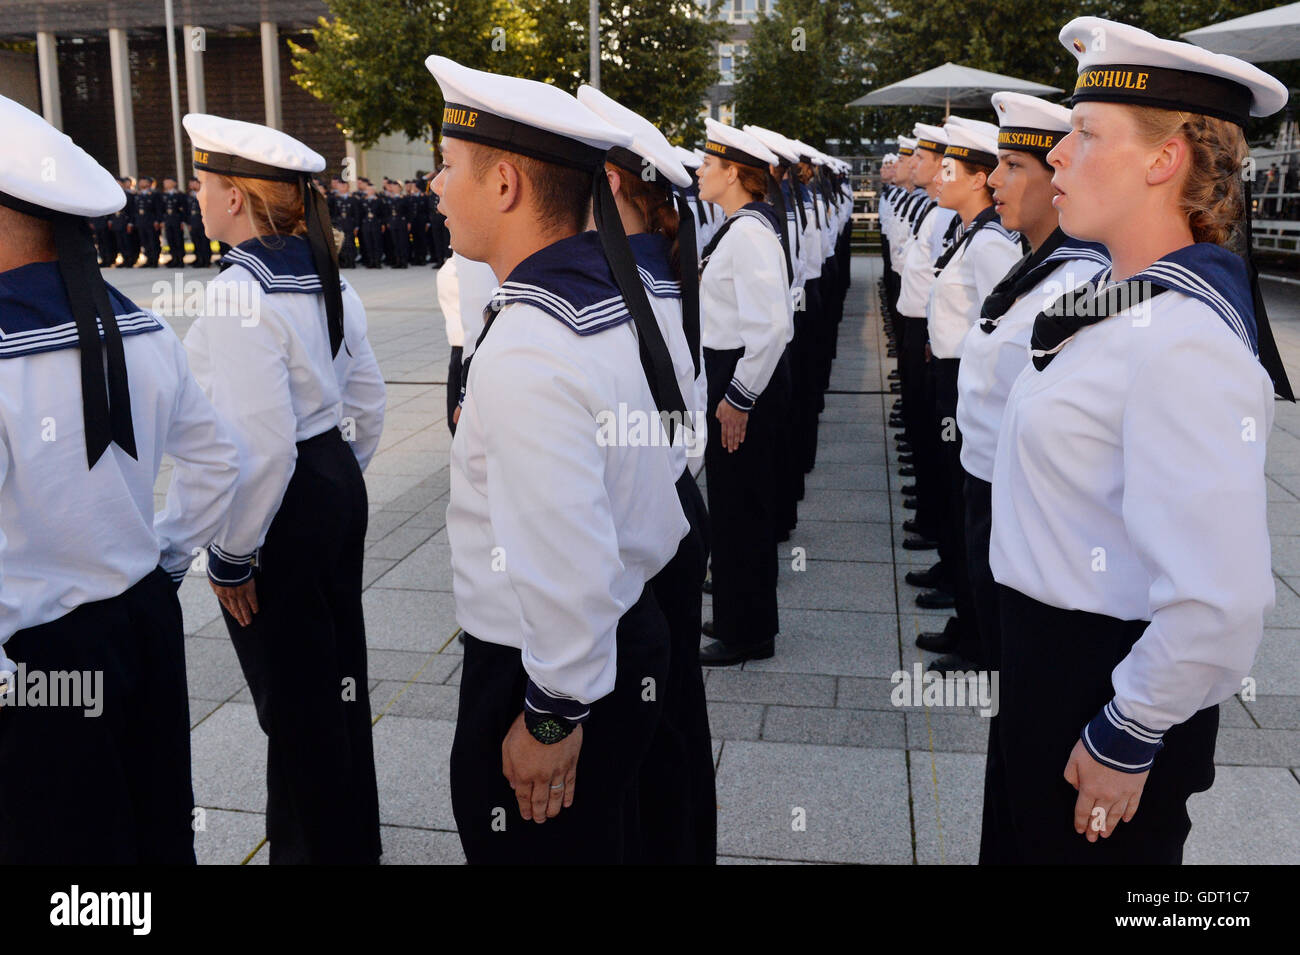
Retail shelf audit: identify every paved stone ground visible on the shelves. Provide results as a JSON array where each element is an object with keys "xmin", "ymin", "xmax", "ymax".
[{"xmin": 101, "ymin": 255, "xmax": 1300, "ymax": 865}]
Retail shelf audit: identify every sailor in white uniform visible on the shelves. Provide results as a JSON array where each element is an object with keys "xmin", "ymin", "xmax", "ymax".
[
  {"xmin": 695, "ymin": 119, "xmax": 793, "ymax": 667},
  {"xmin": 576, "ymin": 83, "xmax": 716, "ymax": 864},
  {"xmin": 180, "ymin": 113, "xmax": 387, "ymax": 864},
  {"xmin": 894, "ymin": 124, "xmax": 957, "ymax": 556},
  {"xmin": 985, "ymin": 17, "xmax": 1291, "ymax": 863},
  {"xmin": 956, "ymin": 92, "xmax": 1109, "ymax": 686},
  {"xmin": 0, "ymin": 96, "xmax": 239, "ymax": 863},
  {"xmin": 917, "ymin": 119, "xmax": 1024, "ymax": 674},
  {"xmin": 438, "ymin": 251, "xmax": 499, "ymax": 432},
  {"xmin": 427, "ymin": 56, "xmax": 687, "ymax": 864},
  {"xmin": 740, "ymin": 125, "xmax": 807, "ymax": 540}
]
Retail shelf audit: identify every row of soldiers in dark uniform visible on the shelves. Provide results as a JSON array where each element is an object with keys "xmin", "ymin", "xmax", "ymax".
[
  {"xmin": 327, "ymin": 175, "xmax": 451, "ymax": 269},
  {"xmin": 92, "ymin": 175, "xmax": 212, "ymax": 268}
]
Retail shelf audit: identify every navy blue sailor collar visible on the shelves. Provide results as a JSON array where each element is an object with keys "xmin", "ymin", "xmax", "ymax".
[
  {"xmin": 493, "ymin": 230, "xmax": 633, "ymax": 336},
  {"xmin": 1104, "ymin": 242, "xmax": 1258, "ymax": 355},
  {"xmin": 627, "ymin": 232, "xmax": 681, "ymax": 301},
  {"xmin": 220, "ymin": 234, "xmax": 349, "ymax": 296},
  {"xmin": 0, "ymin": 261, "xmax": 162, "ymax": 359}
]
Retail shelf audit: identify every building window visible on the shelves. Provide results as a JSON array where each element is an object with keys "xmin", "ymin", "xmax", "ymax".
[
  {"xmin": 718, "ymin": 103, "xmax": 735, "ymax": 125},
  {"xmin": 719, "ymin": 43, "xmax": 733, "ymax": 84}
]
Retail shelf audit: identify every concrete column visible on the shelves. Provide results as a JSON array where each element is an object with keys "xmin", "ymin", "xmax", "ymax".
[
  {"xmin": 183, "ymin": 23, "xmax": 206, "ymax": 115},
  {"xmin": 36, "ymin": 31, "xmax": 62, "ymax": 129},
  {"xmin": 260, "ymin": 21, "xmax": 282, "ymax": 130},
  {"xmin": 108, "ymin": 27, "xmax": 137, "ymax": 178}
]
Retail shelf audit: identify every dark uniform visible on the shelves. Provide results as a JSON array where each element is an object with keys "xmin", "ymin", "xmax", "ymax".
[
  {"xmin": 329, "ymin": 189, "xmax": 359, "ymax": 268},
  {"xmin": 383, "ymin": 189, "xmax": 409, "ymax": 268},
  {"xmin": 91, "ymin": 214, "xmax": 116, "ymax": 267},
  {"xmin": 133, "ymin": 182, "xmax": 163, "ymax": 267},
  {"xmin": 406, "ymin": 183, "xmax": 429, "ymax": 265},
  {"xmin": 161, "ymin": 186, "xmax": 187, "ymax": 266},
  {"xmin": 187, "ymin": 187, "xmax": 211, "ymax": 267},
  {"xmin": 110, "ymin": 184, "xmax": 138, "ymax": 267},
  {"xmin": 357, "ymin": 189, "xmax": 382, "ymax": 269}
]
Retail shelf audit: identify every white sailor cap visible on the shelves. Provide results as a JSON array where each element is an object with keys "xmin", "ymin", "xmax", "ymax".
[
  {"xmin": 1060, "ymin": 16, "xmax": 1287, "ymax": 125},
  {"xmin": 742, "ymin": 124, "xmax": 801, "ymax": 165},
  {"xmin": 426, "ymin": 55, "xmax": 632, "ymax": 168},
  {"xmin": 674, "ymin": 145, "xmax": 702, "ymax": 169},
  {"xmin": 912, "ymin": 123, "xmax": 948, "ymax": 155},
  {"xmin": 897, "ymin": 136, "xmax": 917, "ymax": 156},
  {"xmin": 882, "ymin": 153, "xmax": 898, "ymax": 164},
  {"xmin": 991, "ymin": 91, "xmax": 1072, "ymax": 156},
  {"xmin": 577, "ymin": 85, "xmax": 690, "ymax": 189},
  {"xmin": 0, "ymin": 94, "xmax": 122, "ymax": 217},
  {"xmin": 184, "ymin": 113, "xmax": 325, "ymax": 179},
  {"xmin": 704, "ymin": 118, "xmax": 779, "ymax": 169},
  {"xmin": 943, "ymin": 118, "xmax": 1000, "ymax": 168}
]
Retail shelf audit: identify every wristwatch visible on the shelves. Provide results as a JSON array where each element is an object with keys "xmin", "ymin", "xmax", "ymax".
[{"xmin": 525, "ymin": 710, "xmax": 576, "ymax": 744}]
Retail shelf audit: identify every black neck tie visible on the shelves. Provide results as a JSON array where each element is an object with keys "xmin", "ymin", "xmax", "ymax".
[{"xmin": 1030, "ymin": 275, "xmax": 1166, "ymax": 370}]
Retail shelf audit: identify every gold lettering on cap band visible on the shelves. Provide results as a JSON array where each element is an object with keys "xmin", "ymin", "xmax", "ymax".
[
  {"xmin": 917, "ymin": 138, "xmax": 943, "ymax": 153},
  {"xmin": 997, "ymin": 131, "xmax": 1059, "ymax": 150},
  {"xmin": 441, "ymin": 106, "xmax": 479, "ymax": 128},
  {"xmin": 705, "ymin": 141, "xmax": 727, "ymax": 154},
  {"xmin": 193, "ymin": 149, "xmax": 209, "ymax": 164},
  {"xmin": 1074, "ymin": 69, "xmax": 1150, "ymax": 92}
]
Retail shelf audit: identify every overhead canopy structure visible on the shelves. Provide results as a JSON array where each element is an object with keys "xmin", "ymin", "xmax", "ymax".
[
  {"xmin": 847, "ymin": 62, "xmax": 1063, "ymax": 113},
  {"xmin": 1182, "ymin": 3, "xmax": 1300, "ymax": 63}
]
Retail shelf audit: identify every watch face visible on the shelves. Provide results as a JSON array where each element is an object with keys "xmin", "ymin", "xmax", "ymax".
[{"xmin": 532, "ymin": 718, "xmax": 569, "ymax": 744}]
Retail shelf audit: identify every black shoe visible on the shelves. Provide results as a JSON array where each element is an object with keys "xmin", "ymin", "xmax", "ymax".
[
  {"xmin": 901, "ymin": 536, "xmax": 938, "ymax": 551},
  {"xmin": 892, "ymin": 400, "xmax": 902, "ymax": 410},
  {"xmin": 927, "ymin": 653, "xmax": 980, "ymax": 675},
  {"xmin": 702, "ymin": 576, "xmax": 712, "ymax": 595},
  {"xmin": 890, "ymin": 383, "xmax": 901, "ymax": 393},
  {"xmin": 916, "ymin": 630, "xmax": 959, "ymax": 653},
  {"xmin": 889, "ymin": 419, "xmax": 905, "ymax": 430},
  {"xmin": 699, "ymin": 638, "xmax": 775, "ymax": 667},
  {"xmin": 702, "ymin": 619, "xmax": 715, "ymax": 638},
  {"xmin": 897, "ymin": 453, "xmax": 914, "ymax": 464},
  {"xmin": 895, "ymin": 440, "xmax": 911, "ymax": 452},
  {"xmin": 898, "ymin": 465, "xmax": 916, "ymax": 477},
  {"xmin": 902, "ymin": 518, "xmax": 922, "ymax": 534},
  {"xmin": 902, "ymin": 497, "xmax": 918, "ymax": 510},
  {"xmin": 915, "ymin": 589, "xmax": 955, "ymax": 609},
  {"xmin": 900, "ymin": 483, "xmax": 917, "ymax": 495},
  {"xmin": 888, "ymin": 370, "xmax": 900, "ymax": 379},
  {"xmin": 904, "ymin": 562, "xmax": 945, "ymax": 588}
]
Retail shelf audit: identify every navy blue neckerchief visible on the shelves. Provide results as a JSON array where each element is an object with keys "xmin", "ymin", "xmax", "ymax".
[
  {"xmin": 980, "ymin": 229, "xmax": 1109, "ymax": 333},
  {"xmin": 1030, "ymin": 242, "xmax": 1266, "ymax": 372},
  {"xmin": 627, "ymin": 232, "xmax": 681, "ymax": 300},
  {"xmin": 933, "ymin": 205, "xmax": 999, "ymax": 276},
  {"xmin": 780, "ymin": 179, "xmax": 806, "ymax": 256},
  {"xmin": 490, "ymin": 230, "xmax": 632, "ymax": 336},
  {"xmin": 221, "ymin": 234, "xmax": 350, "ymax": 296},
  {"xmin": 0, "ymin": 260, "xmax": 162, "ymax": 360}
]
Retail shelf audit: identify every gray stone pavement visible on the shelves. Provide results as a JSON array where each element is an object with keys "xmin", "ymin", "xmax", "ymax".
[{"xmin": 100, "ymin": 254, "xmax": 1300, "ymax": 864}]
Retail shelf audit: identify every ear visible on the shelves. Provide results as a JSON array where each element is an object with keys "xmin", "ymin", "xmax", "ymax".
[
  {"xmin": 495, "ymin": 158, "xmax": 524, "ymax": 213},
  {"xmin": 1147, "ymin": 136, "xmax": 1187, "ymax": 188},
  {"xmin": 605, "ymin": 165, "xmax": 621, "ymax": 195}
]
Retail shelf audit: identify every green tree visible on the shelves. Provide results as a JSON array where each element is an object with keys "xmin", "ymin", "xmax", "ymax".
[
  {"xmin": 525, "ymin": 0, "xmax": 727, "ymax": 145},
  {"xmin": 292, "ymin": 0, "xmax": 724, "ymax": 151},
  {"xmin": 731, "ymin": 0, "xmax": 877, "ymax": 149},
  {"xmin": 858, "ymin": 0, "xmax": 1298, "ymax": 145}
]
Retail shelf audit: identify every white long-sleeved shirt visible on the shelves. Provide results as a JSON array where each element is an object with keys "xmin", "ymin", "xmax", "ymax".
[
  {"xmin": 956, "ymin": 252, "xmax": 1108, "ymax": 482},
  {"xmin": 454, "ymin": 254, "xmax": 500, "ymax": 362},
  {"xmin": 991, "ymin": 284, "xmax": 1274, "ymax": 770},
  {"xmin": 926, "ymin": 220, "xmax": 1023, "ymax": 359},
  {"xmin": 180, "ymin": 238, "xmax": 384, "ymax": 584},
  {"xmin": 437, "ymin": 254, "xmax": 464, "ymax": 348},
  {"xmin": 0, "ymin": 264, "xmax": 239, "ymax": 676},
  {"xmin": 700, "ymin": 210, "xmax": 793, "ymax": 412},
  {"xmin": 448, "ymin": 278, "xmax": 687, "ymax": 707},
  {"xmin": 896, "ymin": 203, "xmax": 955, "ymax": 317}
]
